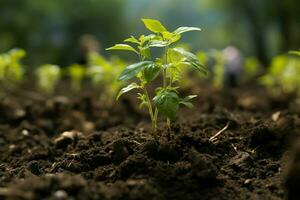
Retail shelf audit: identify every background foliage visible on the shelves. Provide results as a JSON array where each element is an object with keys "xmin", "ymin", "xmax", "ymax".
[{"xmin": 0, "ymin": 0, "xmax": 299, "ymax": 67}]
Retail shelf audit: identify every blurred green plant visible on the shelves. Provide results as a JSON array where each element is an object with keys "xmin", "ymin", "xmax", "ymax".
[
  {"xmin": 259, "ymin": 53, "xmax": 300, "ymax": 96},
  {"xmin": 67, "ymin": 64, "xmax": 85, "ymax": 92},
  {"xmin": 36, "ymin": 64, "xmax": 61, "ymax": 94},
  {"xmin": 289, "ymin": 50, "xmax": 300, "ymax": 56},
  {"xmin": 0, "ymin": 49, "xmax": 26, "ymax": 85},
  {"xmin": 107, "ymin": 18, "xmax": 206, "ymax": 138},
  {"xmin": 86, "ymin": 52, "xmax": 126, "ymax": 105},
  {"xmin": 241, "ymin": 57, "xmax": 262, "ymax": 82},
  {"xmin": 210, "ymin": 50, "xmax": 225, "ymax": 89}
]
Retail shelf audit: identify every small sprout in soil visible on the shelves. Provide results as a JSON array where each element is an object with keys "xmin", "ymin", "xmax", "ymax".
[
  {"xmin": 210, "ymin": 50, "xmax": 225, "ymax": 89},
  {"xmin": 107, "ymin": 18, "xmax": 207, "ymax": 138},
  {"xmin": 86, "ymin": 52, "xmax": 126, "ymax": 105},
  {"xmin": 36, "ymin": 64, "xmax": 61, "ymax": 94},
  {"xmin": 0, "ymin": 48, "xmax": 26, "ymax": 87},
  {"xmin": 67, "ymin": 64, "xmax": 85, "ymax": 92},
  {"xmin": 259, "ymin": 52, "xmax": 300, "ymax": 96}
]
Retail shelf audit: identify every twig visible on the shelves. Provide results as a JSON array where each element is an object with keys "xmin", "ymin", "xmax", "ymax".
[
  {"xmin": 231, "ymin": 144, "xmax": 239, "ymax": 154},
  {"xmin": 209, "ymin": 122, "xmax": 230, "ymax": 142}
]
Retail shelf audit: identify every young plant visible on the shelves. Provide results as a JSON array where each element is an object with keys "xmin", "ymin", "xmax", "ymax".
[
  {"xmin": 107, "ymin": 18, "xmax": 207, "ymax": 138},
  {"xmin": 67, "ymin": 64, "xmax": 85, "ymax": 92},
  {"xmin": 0, "ymin": 48, "xmax": 26, "ymax": 85},
  {"xmin": 86, "ymin": 52, "xmax": 126, "ymax": 105},
  {"xmin": 36, "ymin": 64, "xmax": 61, "ymax": 94},
  {"xmin": 259, "ymin": 53, "xmax": 300, "ymax": 96},
  {"xmin": 210, "ymin": 50, "xmax": 225, "ymax": 89}
]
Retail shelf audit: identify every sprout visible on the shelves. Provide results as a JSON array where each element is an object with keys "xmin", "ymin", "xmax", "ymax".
[
  {"xmin": 36, "ymin": 64, "xmax": 61, "ymax": 94},
  {"xmin": 107, "ymin": 18, "xmax": 207, "ymax": 138},
  {"xmin": 67, "ymin": 64, "xmax": 85, "ymax": 92}
]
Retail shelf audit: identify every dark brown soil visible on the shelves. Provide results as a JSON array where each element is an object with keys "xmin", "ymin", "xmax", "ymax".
[{"xmin": 0, "ymin": 86, "xmax": 299, "ymax": 200}]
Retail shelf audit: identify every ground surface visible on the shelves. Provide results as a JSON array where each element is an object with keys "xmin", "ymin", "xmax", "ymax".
[{"xmin": 0, "ymin": 86, "xmax": 299, "ymax": 200}]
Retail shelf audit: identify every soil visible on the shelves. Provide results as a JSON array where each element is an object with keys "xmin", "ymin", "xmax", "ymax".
[{"xmin": 0, "ymin": 85, "xmax": 299, "ymax": 200}]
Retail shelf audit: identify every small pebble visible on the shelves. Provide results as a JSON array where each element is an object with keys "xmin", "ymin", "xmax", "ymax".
[
  {"xmin": 54, "ymin": 190, "xmax": 68, "ymax": 200},
  {"xmin": 22, "ymin": 129, "xmax": 29, "ymax": 136}
]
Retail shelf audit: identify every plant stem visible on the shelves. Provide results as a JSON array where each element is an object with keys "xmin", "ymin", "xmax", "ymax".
[
  {"xmin": 166, "ymin": 117, "xmax": 171, "ymax": 140},
  {"xmin": 164, "ymin": 46, "xmax": 172, "ymax": 138},
  {"xmin": 143, "ymin": 85, "xmax": 158, "ymax": 138},
  {"xmin": 163, "ymin": 46, "xmax": 168, "ymax": 89},
  {"xmin": 139, "ymin": 53, "xmax": 158, "ymax": 138}
]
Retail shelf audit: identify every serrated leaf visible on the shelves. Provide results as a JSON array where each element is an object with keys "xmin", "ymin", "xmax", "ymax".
[
  {"xmin": 106, "ymin": 44, "xmax": 138, "ymax": 54},
  {"xmin": 153, "ymin": 90, "xmax": 179, "ymax": 120},
  {"xmin": 119, "ymin": 61, "xmax": 153, "ymax": 81},
  {"xmin": 144, "ymin": 63, "xmax": 161, "ymax": 83},
  {"xmin": 141, "ymin": 18, "xmax": 167, "ymax": 33},
  {"xmin": 173, "ymin": 27, "xmax": 201, "ymax": 35},
  {"xmin": 117, "ymin": 83, "xmax": 140, "ymax": 100}
]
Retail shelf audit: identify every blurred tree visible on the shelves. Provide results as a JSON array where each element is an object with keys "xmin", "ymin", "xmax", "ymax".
[
  {"xmin": 197, "ymin": 0, "xmax": 300, "ymax": 66},
  {"xmin": 0, "ymin": 0, "xmax": 127, "ymax": 66}
]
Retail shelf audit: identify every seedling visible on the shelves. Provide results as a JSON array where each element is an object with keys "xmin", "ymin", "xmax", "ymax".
[
  {"xmin": 259, "ymin": 53, "xmax": 300, "ymax": 96},
  {"xmin": 243, "ymin": 57, "xmax": 262, "ymax": 82},
  {"xmin": 36, "ymin": 64, "xmax": 61, "ymax": 94},
  {"xmin": 67, "ymin": 64, "xmax": 85, "ymax": 92},
  {"xmin": 210, "ymin": 50, "xmax": 225, "ymax": 89},
  {"xmin": 107, "ymin": 18, "xmax": 207, "ymax": 138},
  {"xmin": 86, "ymin": 52, "xmax": 126, "ymax": 105},
  {"xmin": 0, "ymin": 49, "xmax": 26, "ymax": 86}
]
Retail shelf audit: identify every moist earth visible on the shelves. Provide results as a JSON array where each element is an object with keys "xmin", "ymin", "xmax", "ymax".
[{"xmin": 0, "ymin": 87, "xmax": 299, "ymax": 200}]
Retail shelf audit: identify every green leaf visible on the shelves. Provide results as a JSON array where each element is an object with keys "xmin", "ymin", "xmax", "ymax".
[
  {"xmin": 161, "ymin": 31, "xmax": 181, "ymax": 44},
  {"xmin": 124, "ymin": 36, "xmax": 140, "ymax": 44},
  {"xmin": 289, "ymin": 50, "xmax": 300, "ymax": 56},
  {"xmin": 172, "ymin": 48, "xmax": 207, "ymax": 74},
  {"xmin": 179, "ymin": 95, "xmax": 197, "ymax": 108},
  {"xmin": 117, "ymin": 83, "xmax": 140, "ymax": 100},
  {"xmin": 168, "ymin": 48, "xmax": 183, "ymax": 63},
  {"xmin": 153, "ymin": 90, "xmax": 179, "ymax": 120},
  {"xmin": 140, "ymin": 47, "xmax": 151, "ymax": 59},
  {"xmin": 173, "ymin": 27, "xmax": 201, "ymax": 35},
  {"xmin": 184, "ymin": 95, "xmax": 197, "ymax": 100},
  {"xmin": 141, "ymin": 18, "xmax": 167, "ymax": 33},
  {"xmin": 180, "ymin": 101, "xmax": 193, "ymax": 108},
  {"xmin": 119, "ymin": 61, "xmax": 153, "ymax": 81},
  {"xmin": 168, "ymin": 34, "xmax": 181, "ymax": 45},
  {"xmin": 139, "ymin": 34, "xmax": 157, "ymax": 44},
  {"xmin": 147, "ymin": 40, "xmax": 168, "ymax": 48},
  {"xmin": 138, "ymin": 93, "xmax": 149, "ymax": 109},
  {"xmin": 144, "ymin": 63, "xmax": 161, "ymax": 83},
  {"xmin": 106, "ymin": 44, "xmax": 138, "ymax": 54}
]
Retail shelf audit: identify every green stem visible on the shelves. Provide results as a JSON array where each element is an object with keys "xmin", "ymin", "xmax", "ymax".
[
  {"xmin": 166, "ymin": 117, "xmax": 171, "ymax": 140},
  {"xmin": 163, "ymin": 46, "xmax": 168, "ymax": 89},
  {"xmin": 164, "ymin": 46, "xmax": 172, "ymax": 136},
  {"xmin": 143, "ymin": 85, "xmax": 158, "ymax": 138},
  {"xmin": 138, "ymin": 52, "xmax": 158, "ymax": 138}
]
